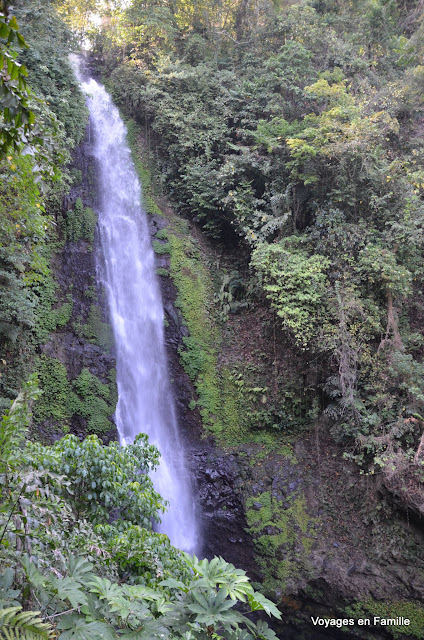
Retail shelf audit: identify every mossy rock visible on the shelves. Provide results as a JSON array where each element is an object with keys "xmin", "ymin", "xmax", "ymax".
[
  {"xmin": 66, "ymin": 198, "xmax": 97, "ymax": 244},
  {"xmin": 34, "ymin": 359, "xmax": 117, "ymax": 437},
  {"xmin": 346, "ymin": 599, "xmax": 424, "ymax": 639},
  {"xmin": 152, "ymin": 240, "xmax": 171, "ymax": 255}
]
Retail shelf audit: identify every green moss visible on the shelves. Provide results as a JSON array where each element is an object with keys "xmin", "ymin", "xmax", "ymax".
[
  {"xmin": 54, "ymin": 297, "xmax": 73, "ymax": 328},
  {"xmin": 293, "ymin": 494, "xmax": 309, "ymax": 534},
  {"xmin": 220, "ymin": 366, "xmax": 247, "ymax": 443},
  {"xmin": 84, "ymin": 284, "xmax": 97, "ymax": 299},
  {"xmin": 125, "ymin": 119, "xmax": 163, "ymax": 217},
  {"xmin": 108, "ymin": 368, "xmax": 118, "ymax": 410},
  {"xmin": 72, "ymin": 367, "xmax": 109, "ymax": 400},
  {"xmin": 246, "ymin": 492, "xmax": 273, "ymax": 532},
  {"xmin": 156, "ymin": 267, "xmax": 169, "ymax": 277},
  {"xmin": 245, "ymin": 485, "xmax": 315, "ymax": 592},
  {"xmin": 170, "ymin": 245, "xmax": 245, "ymax": 438},
  {"xmin": 34, "ymin": 360, "xmax": 117, "ymax": 437},
  {"xmin": 68, "ymin": 368, "xmax": 114, "ymax": 435},
  {"xmin": 346, "ymin": 599, "xmax": 424, "ymax": 638},
  {"xmin": 155, "ymin": 228, "xmax": 168, "ymax": 240},
  {"xmin": 31, "ymin": 244, "xmax": 72, "ymax": 344},
  {"xmin": 34, "ymin": 356, "xmax": 71, "ymax": 424},
  {"xmin": 169, "ymin": 233, "xmax": 222, "ymax": 432},
  {"xmin": 75, "ymin": 304, "xmax": 114, "ymax": 352},
  {"xmin": 66, "ymin": 198, "xmax": 97, "ymax": 244},
  {"xmin": 152, "ymin": 240, "xmax": 171, "ymax": 255}
]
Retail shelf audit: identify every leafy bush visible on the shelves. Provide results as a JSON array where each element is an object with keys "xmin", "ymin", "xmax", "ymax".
[
  {"xmin": 0, "ymin": 381, "xmax": 282, "ymax": 638},
  {"xmin": 252, "ymin": 240, "xmax": 330, "ymax": 348}
]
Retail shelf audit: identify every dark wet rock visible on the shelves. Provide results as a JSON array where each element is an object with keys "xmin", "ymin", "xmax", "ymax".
[
  {"xmin": 148, "ymin": 213, "xmax": 168, "ymax": 235},
  {"xmin": 164, "ymin": 302, "xmax": 181, "ymax": 330},
  {"xmin": 38, "ymin": 128, "xmax": 118, "ymax": 443},
  {"xmin": 154, "ymin": 254, "xmax": 170, "ymax": 269}
]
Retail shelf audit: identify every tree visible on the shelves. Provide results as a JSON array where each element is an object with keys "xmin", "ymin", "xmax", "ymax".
[
  {"xmin": 252, "ymin": 239, "xmax": 330, "ymax": 349},
  {"xmin": 0, "ymin": 0, "xmax": 34, "ymax": 154},
  {"xmin": 55, "ymin": 0, "xmax": 100, "ymax": 42},
  {"xmin": 358, "ymin": 243, "xmax": 412, "ymax": 351}
]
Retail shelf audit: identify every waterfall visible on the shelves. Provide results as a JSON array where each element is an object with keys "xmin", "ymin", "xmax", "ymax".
[{"xmin": 74, "ymin": 60, "xmax": 199, "ymax": 554}]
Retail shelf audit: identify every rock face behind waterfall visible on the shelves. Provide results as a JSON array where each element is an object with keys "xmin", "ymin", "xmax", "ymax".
[
  {"xmin": 37, "ymin": 123, "xmax": 118, "ymax": 446},
  {"xmin": 144, "ymin": 197, "xmax": 424, "ymax": 640}
]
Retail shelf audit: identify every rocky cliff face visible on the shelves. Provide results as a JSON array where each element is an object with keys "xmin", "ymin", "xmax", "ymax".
[
  {"xmin": 149, "ymin": 212, "xmax": 258, "ymax": 574},
  {"xmin": 36, "ymin": 126, "xmax": 117, "ymax": 444},
  {"xmin": 147, "ymin": 206, "xmax": 424, "ymax": 639}
]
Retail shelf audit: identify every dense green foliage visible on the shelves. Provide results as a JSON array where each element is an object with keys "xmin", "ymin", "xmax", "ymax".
[
  {"xmin": 0, "ymin": 0, "xmax": 88, "ymax": 413},
  {"xmin": 0, "ymin": 380, "xmax": 281, "ymax": 638},
  {"xmin": 66, "ymin": 198, "xmax": 97, "ymax": 244},
  {"xmin": 89, "ymin": 0, "xmax": 424, "ymax": 514},
  {"xmin": 34, "ymin": 359, "xmax": 117, "ymax": 435},
  {"xmin": 2, "ymin": 0, "xmax": 424, "ymax": 635},
  {"xmin": 0, "ymin": 1, "xmax": 35, "ymax": 154}
]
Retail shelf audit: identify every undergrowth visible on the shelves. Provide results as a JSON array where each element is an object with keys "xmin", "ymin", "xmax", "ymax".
[{"xmin": 34, "ymin": 356, "xmax": 117, "ymax": 437}]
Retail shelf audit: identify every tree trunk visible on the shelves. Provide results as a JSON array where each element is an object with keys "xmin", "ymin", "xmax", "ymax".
[{"xmin": 379, "ymin": 289, "xmax": 403, "ymax": 352}]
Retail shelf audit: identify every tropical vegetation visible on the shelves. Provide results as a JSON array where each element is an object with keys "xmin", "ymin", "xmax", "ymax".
[{"xmin": 2, "ymin": 0, "xmax": 424, "ymax": 636}]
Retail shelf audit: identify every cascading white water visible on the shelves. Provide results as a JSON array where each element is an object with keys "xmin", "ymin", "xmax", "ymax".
[{"xmin": 74, "ymin": 61, "xmax": 198, "ymax": 554}]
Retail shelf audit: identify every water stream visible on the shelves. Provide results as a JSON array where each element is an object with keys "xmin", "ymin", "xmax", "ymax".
[{"xmin": 74, "ymin": 61, "xmax": 199, "ymax": 554}]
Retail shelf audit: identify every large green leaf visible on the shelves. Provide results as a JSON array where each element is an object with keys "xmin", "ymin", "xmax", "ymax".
[
  {"xmin": 50, "ymin": 577, "xmax": 88, "ymax": 609},
  {"xmin": 122, "ymin": 585, "xmax": 160, "ymax": 602},
  {"xmin": 56, "ymin": 614, "xmax": 116, "ymax": 640},
  {"xmin": 117, "ymin": 619, "xmax": 170, "ymax": 639},
  {"xmin": 65, "ymin": 556, "xmax": 94, "ymax": 583},
  {"xmin": 20, "ymin": 557, "xmax": 45, "ymax": 587},
  {"xmin": 159, "ymin": 578, "xmax": 188, "ymax": 591},
  {"xmin": 215, "ymin": 572, "xmax": 253, "ymax": 602},
  {"xmin": 186, "ymin": 588, "xmax": 237, "ymax": 627},
  {"xmin": 255, "ymin": 620, "xmax": 280, "ymax": 640},
  {"xmin": 88, "ymin": 577, "xmax": 122, "ymax": 602},
  {"xmin": 246, "ymin": 592, "xmax": 281, "ymax": 619},
  {"xmin": 183, "ymin": 555, "xmax": 254, "ymax": 603},
  {"xmin": 0, "ymin": 570, "xmax": 20, "ymax": 608}
]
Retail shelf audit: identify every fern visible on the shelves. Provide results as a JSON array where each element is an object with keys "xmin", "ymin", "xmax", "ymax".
[{"xmin": 0, "ymin": 606, "xmax": 54, "ymax": 640}]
